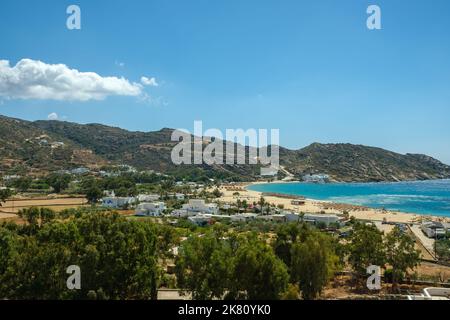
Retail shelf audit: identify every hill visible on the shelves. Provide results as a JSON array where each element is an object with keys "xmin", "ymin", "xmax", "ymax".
[
  {"xmin": 0, "ymin": 116, "xmax": 106, "ymax": 175},
  {"xmin": 280, "ymin": 143, "xmax": 450, "ymax": 182},
  {"xmin": 1, "ymin": 115, "xmax": 449, "ymax": 182}
]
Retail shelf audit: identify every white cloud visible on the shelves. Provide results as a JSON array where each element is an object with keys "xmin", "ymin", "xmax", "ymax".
[
  {"xmin": 47, "ymin": 112, "xmax": 59, "ymax": 120},
  {"xmin": 0, "ymin": 59, "xmax": 143, "ymax": 101},
  {"xmin": 115, "ymin": 60, "xmax": 125, "ymax": 67},
  {"xmin": 140, "ymin": 76, "xmax": 159, "ymax": 87}
]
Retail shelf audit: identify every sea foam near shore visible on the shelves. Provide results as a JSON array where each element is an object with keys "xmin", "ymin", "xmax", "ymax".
[{"xmin": 247, "ymin": 180, "xmax": 450, "ymax": 217}]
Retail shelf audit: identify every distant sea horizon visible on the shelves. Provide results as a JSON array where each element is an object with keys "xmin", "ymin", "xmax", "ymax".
[{"xmin": 247, "ymin": 179, "xmax": 450, "ymax": 218}]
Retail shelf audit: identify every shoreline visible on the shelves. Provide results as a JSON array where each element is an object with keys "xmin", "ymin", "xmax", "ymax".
[{"xmin": 216, "ymin": 181, "xmax": 450, "ymax": 225}]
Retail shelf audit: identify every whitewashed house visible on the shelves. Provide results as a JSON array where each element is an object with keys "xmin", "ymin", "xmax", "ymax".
[
  {"xmin": 2, "ymin": 175, "xmax": 21, "ymax": 181},
  {"xmin": 168, "ymin": 193, "xmax": 185, "ymax": 200},
  {"xmin": 421, "ymin": 221, "xmax": 447, "ymax": 238},
  {"xmin": 135, "ymin": 202, "xmax": 166, "ymax": 216},
  {"xmin": 71, "ymin": 167, "xmax": 90, "ymax": 175},
  {"xmin": 182, "ymin": 199, "xmax": 219, "ymax": 214},
  {"xmin": 50, "ymin": 141, "xmax": 65, "ymax": 149},
  {"xmin": 137, "ymin": 194, "xmax": 160, "ymax": 202},
  {"xmin": 222, "ymin": 204, "xmax": 231, "ymax": 210},
  {"xmin": 303, "ymin": 213, "xmax": 341, "ymax": 226},
  {"xmin": 188, "ymin": 214, "xmax": 213, "ymax": 226},
  {"xmin": 102, "ymin": 197, "xmax": 135, "ymax": 209},
  {"xmin": 171, "ymin": 209, "xmax": 189, "ymax": 218},
  {"xmin": 291, "ymin": 199, "xmax": 306, "ymax": 206},
  {"xmin": 278, "ymin": 212, "xmax": 341, "ymax": 226},
  {"xmin": 175, "ymin": 193, "xmax": 185, "ymax": 200},
  {"xmin": 302, "ymin": 174, "xmax": 330, "ymax": 183},
  {"xmin": 230, "ymin": 213, "xmax": 258, "ymax": 223},
  {"xmin": 103, "ymin": 190, "xmax": 115, "ymax": 197}
]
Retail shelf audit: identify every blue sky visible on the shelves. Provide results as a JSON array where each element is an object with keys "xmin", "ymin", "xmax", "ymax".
[{"xmin": 1, "ymin": 0, "xmax": 450, "ymax": 163}]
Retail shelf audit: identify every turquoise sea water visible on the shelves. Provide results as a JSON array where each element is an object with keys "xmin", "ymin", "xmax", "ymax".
[{"xmin": 247, "ymin": 180, "xmax": 450, "ymax": 217}]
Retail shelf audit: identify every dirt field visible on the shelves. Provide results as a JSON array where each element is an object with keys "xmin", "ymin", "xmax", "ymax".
[
  {"xmin": 0, "ymin": 212, "xmax": 19, "ymax": 220},
  {"xmin": 416, "ymin": 262, "xmax": 450, "ymax": 282},
  {"xmin": 0, "ymin": 197, "xmax": 88, "ymax": 215}
]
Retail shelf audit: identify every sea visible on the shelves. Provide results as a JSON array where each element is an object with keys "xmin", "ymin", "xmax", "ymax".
[{"xmin": 247, "ymin": 179, "xmax": 450, "ymax": 217}]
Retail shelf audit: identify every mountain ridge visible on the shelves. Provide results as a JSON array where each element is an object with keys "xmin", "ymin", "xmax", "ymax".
[{"xmin": 1, "ymin": 114, "xmax": 449, "ymax": 182}]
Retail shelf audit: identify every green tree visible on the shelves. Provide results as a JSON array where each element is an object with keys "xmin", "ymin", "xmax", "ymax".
[
  {"xmin": 0, "ymin": 227, "xmax": 20, "ymax": 281},
  {"xmin": 242, "ymin": 200, "xmax": 248, "ymax": 211},
  {"xmin": 11, "ymin": 177, "xmax": 32, "ymax": 192},
  {"xmin": 115, "ymin": 187, "xmax": 129, "ymax": 197},
  {"xmin": 347, "ymin": 222, "xmax": 386, "ymax": 281},
  {"xmin": 258, "ymin": 197, "xmax": 266, "ymax": 213},
  {"xmin": 18, "ymin": 207, "xmax": 56, "ymax": 228},
  {"xmin": 0, "ymin": 188, "xmax": 13, "ymax": 206},
  {"xmin": 155, "ymin": 224, "xmax": 181, "ymax": 261},
  {"xmin": 175, "ymin": 231, "xmax": 233, "ymax": 299},
  {"xmin": 47, "ymin": 174, "xmax": 71, "ymax": 193},
  {"xmin": 0, "ymin": 211, "xmax": 159, "ymax": 300},
  {"xmin": 436, "ymin": 238, "xmax": 450, "ymax": 261},
  {"xmin": 281, "ymin": 283, "xmax": 300, "ymax": 300},
  {"xmin": 231, "ymin": 234, "xmax": 289, "ymax": 300},
  {"xmin": 236, "ymin": 199, "xmax": 242, "ymax": 212},
  {"xmin": 273, "ymin": 223, "xmax": 312, "ymax": 269},
  {"xmin": 212, "ymin": 188, "xmax": 222, "ymax": 198},
  {"xmin": 290, "ymin": 233, "xmax": 339, "ymax": 299},
  {"xmin": 85, "ymin": 185, "xmax": 103, "ymax": 204},
  {"xmin": 384, "ymin": 227, "xmax": 420, "ymax": 290}
]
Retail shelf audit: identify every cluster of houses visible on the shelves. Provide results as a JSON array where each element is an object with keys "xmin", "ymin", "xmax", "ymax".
[
  {"xmin": 184, "ymin": 210, "xmax": 343, "ymax": 227},
  {"xmin": 101, "ymin": 191, "xmax": 185, "ymax": 215},
  {"xmin": 100, "ymin": 191, "xmax": 345, "ymax": 228}
]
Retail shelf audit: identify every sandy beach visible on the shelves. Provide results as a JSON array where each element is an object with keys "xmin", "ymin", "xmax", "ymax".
[{"xmin": 216, "ymin": 182, "xmax": 450, "ymax": 225}]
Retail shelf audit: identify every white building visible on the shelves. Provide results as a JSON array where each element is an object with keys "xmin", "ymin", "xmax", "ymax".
[
  {"xmin": 118, "ymin": 164, "xmax": 137, "ymax": 173},
  {"xmin": 188, "ymin": 214, "xmax": 213, "ymax": 226},
  {"xmin": 260, "ymin": 167, "xmax": 278, "ymax": 177},
  {"xmin": 135, "ymin": 202, "xmax": 166, "ymax": 216},
  {"xmin": 103, "ymin": 190, "xmax": 115, "ymax": 197},
  {"xmin": 221, "ymin": 204, "xmax": 233, "ymax": 210},
  {"xmin": 302, "ymin": 174, "xmax": 330, "ymax": 183},
  {"xmin": 182, "ymin": 199, "xmax": 219, "ymax": 214},
  {"xmin": 421, "ymin": 221, "xmax": 447, "ymax": 238},
  {"xmin": 71, "ymin": 167, "xmax": 90, "ymax": 175},
  {"xmin": 137, "ymin": 194, "xmax": 160, "ymax": 202},
  {"xmin": 168, "ymin": 193, "xmax": 185, "ymax": 200},
  {"xmin": 291, "ymin": 199, "xmax": 306, "ymax": 206},
  {"xmin": 230, "ymin": 213, "xmax": 258, "ymax": 223},
  {"xmin": 303, "ymin": 213, "xmax": 341, "ymax": 226},
  {"xmin": 102, "ymin": 197, "xmax": 135, "ymax": 209},
  {"xmin": 282, "ymin": 212, "xmax": 341, "ymax": 226},
  {"xmin": 257, "ymin": 214, "xmax": 287, "ymax": 222},
  {"xmin": 2, "ymin": 175, "xmax": 21, "ymax": 181},
  {"xmin": 50, "ymin": 141, "xmax": 65, "ymax": 149},
  {"xmin": 175, "ymin": 193, "xmax": 185, "ymax": 200},
  {"xmin": 99, "ymin": 171, "xmax": 118, "ymax": 178},
  {"xmin": 171, "ymin": 209, "xmax": 193, "ymax": 218}
]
